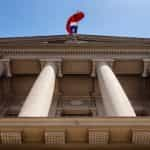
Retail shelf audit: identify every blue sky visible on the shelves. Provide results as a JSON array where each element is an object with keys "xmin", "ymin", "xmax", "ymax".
[{"xmin": 0, "ymin": 0, "xmax": 150, "ymax": 38}]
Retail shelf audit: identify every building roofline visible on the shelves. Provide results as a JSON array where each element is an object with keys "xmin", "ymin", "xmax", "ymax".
[
  {"xmin": 0, "ymin": 34, "xmax": 150, "ymax": 48},
  {"xmin": 0, "ymin": 34, "xmax": 150, "ymax": 41}
]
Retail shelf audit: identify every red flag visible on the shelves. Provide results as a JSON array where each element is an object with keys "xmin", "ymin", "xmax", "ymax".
[{"xmin": 66, "ymin": 11, "xmax": 85, "ymax": 34}]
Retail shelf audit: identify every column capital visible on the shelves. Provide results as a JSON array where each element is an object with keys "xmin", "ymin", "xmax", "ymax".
[
  {"xmin": 0, "ymin": 58, "xmax": 12, "ymax": 77},
  {"xmin": 142, "ymin": 59, "xmax": 150, "ymax": 78},
  {"xmin": 40, "ymin": 58, "xmax": 63, "ymax": 77},
  {"xmin": 91, "ymin": 59, "xmax": 114, "ymax": 77}
]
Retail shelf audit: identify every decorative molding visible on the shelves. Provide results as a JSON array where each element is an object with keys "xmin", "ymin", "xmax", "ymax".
[
  {"xmin": 49, "ymin": 96, "xmax": 59, "ymax": 117},
  {"xmin": 88, "ymin": 129, "xmax": 109, "ymax": 144},
  {"xmin": 45, "ymin": 130, "xmax": 65, "ymax": 144},
  {"xmin": 91, "ymin": 59, "xmax": 114, "ymax": 77},
  {"xmin": 0, "ymin": 58, "xmax": 12, "ymax": 77},
  {"xmin": 0, "ymin": 131, "xmax": 22, "ymax": 144},
  {"xmin": 90, "ymin": 108, "xmax": 97, "ymax": 117},
  {"xmin": 1, "ymin": 118, "xmax": 150, "ymax": 127},
  {"xmin": 91, "ymin": 61, "xmax": 96, "ymax": 77},
  {"xmin": 61, "ymin": 99, "xmax": 96, "ymax": 116},
  {"xmin": 132, "ymin": 130, "xmax": 150, "ymax": 144},
  {"xmin": 0, "ymin": 60, "xmax": 5, "ymax": 77},
  {"xmin": 142, "ymin": 59, "xmax": 150, "ymax": 77},
  {"xmin": 40, "ymin": 58, "xmax": 63, "ymax": 77},
  {"xmin": 1, "ymin": 48, "xmax": 150, "ymax": 59},
  {"xmin": 56, "ymin": 108, "xmax": 63, "ymax": 117},
  {"xmin": 64, "ymin": 35, "xmax": 88, "ymax": 44}
]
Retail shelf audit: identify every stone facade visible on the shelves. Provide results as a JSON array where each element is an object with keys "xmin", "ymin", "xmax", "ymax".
[{"xmin": 0, "ymin": 34, "xmax": 150, "ymax": 149}]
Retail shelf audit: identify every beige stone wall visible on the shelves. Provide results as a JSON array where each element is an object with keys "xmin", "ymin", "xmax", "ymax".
[
  {"xmin": 114, "ymin": 60, "xmax": 143, "ymax": 75},
  {"xmin": 11, "ymin": 59, "xmax": 40, "ymax": 75},
  {"xmin": 61, "ymin": 77, "xmax": 93, "ymax": 97},
  {"xmin": 1, "ymin": 75, "xmax": 150, "ymax": 117},
  {"xmin": 118, "ymin": 75, "xmax": 150, "ymax": 115},
  {"xmin": 1, "ymin": 60, "xmax": 150, "ymax": 116},
  {"xmin": 63, "ymin": 59, "xmax": 91, "ymax": 75},
  {"xmin": 0, "ymin": 58, "xmax": 150, "ymax": 117},
  {"xmin": 0, "ymin": 118, "xmax": 149, "ymax": 149}
]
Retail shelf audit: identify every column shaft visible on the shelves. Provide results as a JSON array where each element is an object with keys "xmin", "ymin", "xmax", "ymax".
[
  {"xmin": 19, "ymin": 63, "xmax": 56, "ymax": 117},
  {"xmin": 97, "ymin": 63, "xmax": 136, "ymax": 117}
]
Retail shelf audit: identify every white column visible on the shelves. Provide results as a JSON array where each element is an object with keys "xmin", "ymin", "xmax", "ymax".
[
  {"xmin": 96, "ymin": 63, "xmax": 136, "ymax": 117},
  {"xmin": 19, "ymin": 63, "xmax": 56, "ymax": 117}
]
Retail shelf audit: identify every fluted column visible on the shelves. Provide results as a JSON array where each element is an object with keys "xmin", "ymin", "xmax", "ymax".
[
  {"xmin": 19, "ymin": 63, "xmax": 56, "ymax": 117},
  {"xmin": 96, "ymin": 63, "xmax": 136, "ymax": 117}
]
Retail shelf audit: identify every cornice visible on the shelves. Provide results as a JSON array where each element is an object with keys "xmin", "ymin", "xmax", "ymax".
[
  {"xmin": 1, "ymin": 48, "xmax": 150, "ymax": 59},
  {"xmin": 1, "ymin": 34, "xmax": 150, "ymax": 49},
  {"xmin": 0, "ymin": 117, "xmax": 150, "ymax": 127}
]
